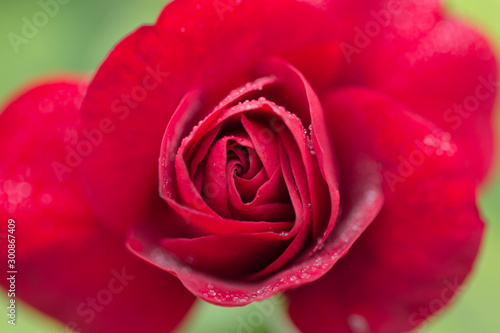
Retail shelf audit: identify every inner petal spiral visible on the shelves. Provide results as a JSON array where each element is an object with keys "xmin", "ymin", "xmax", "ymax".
[
  {"xmin": 156, "ymin": 58, "xmax": 340, "ymax": 282},
  {"xmin": 184, "ymin": 110, "xmax": 295, "ymax": 222}
]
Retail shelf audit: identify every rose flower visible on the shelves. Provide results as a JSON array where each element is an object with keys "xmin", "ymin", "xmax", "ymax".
[{"xmin": 0, "ymin": 0, "xmax": 497, "ymax": 332}]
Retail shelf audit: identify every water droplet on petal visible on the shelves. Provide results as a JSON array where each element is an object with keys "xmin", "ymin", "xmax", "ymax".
[{"xmin": 347, "ymin": 314, "xmax": 370, "ymax": 333}]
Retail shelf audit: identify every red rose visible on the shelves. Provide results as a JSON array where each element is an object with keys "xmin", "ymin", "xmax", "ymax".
[{"xmin": 1, "ymin": 1, "xmax": 497, "ymax": 333}]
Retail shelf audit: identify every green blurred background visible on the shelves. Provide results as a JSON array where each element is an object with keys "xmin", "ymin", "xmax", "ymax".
[{"xmin": 0, "ymin": 0, "xmax": 499, "ymax": 332}]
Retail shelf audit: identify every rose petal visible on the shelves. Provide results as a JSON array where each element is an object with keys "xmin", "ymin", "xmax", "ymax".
[
  {"xmin": 161, "ymin": 233, "xmax": 291, "ymax": 278},
  {"xmin": 256, "ymin": 57, "xmax": 340, "ymax": 247},
  {"xmin": 228, "ymin": 166, "xmax": 293, "ymax": 222},
  {"xmin": 0, "ymin": 80, "xmax": 195, "ymax": 332},
  {"xmin": 0, "ymin": 79, "xmax": 91, "ymax": 253},
  {"xmin": 288, "ymin": 87, "xmax": 484, "ymax": 333}
]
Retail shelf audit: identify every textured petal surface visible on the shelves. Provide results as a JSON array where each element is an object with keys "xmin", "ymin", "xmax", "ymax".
[
  {"xmin": 0, "ymin": 81, "xmax": 195, "ymax": 333},
  {"xmin": 288, "ymin": 88, "xmax": 485, "ymax": 333}
]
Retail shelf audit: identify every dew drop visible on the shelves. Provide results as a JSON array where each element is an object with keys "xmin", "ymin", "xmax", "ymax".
[
  {"xmin": 347, "ymin": 314, "xmax": 370, "ymax": 333},
  {"xmin": 18, "ymin": 181, "xmax": 32, "ymax": 198},
  {"xmin": 40, "ymin": 193, "xmax": 53, "ymax": 206}
]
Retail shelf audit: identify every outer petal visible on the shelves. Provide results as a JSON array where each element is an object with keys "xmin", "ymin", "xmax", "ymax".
[
  {"xmin": 0, "ymin": 81, "xmax": 195, "ymax": 333},
  {"xmin": 0, "ymin": 78, "xmax": 91, "ymax": 253},
  {"xmin": 338, "ymin": 2, "xmax": 498, "ymax": 180},
  {"xmin": 288, "ymin": 88, "xmax": 485, "ymax": 333}
]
